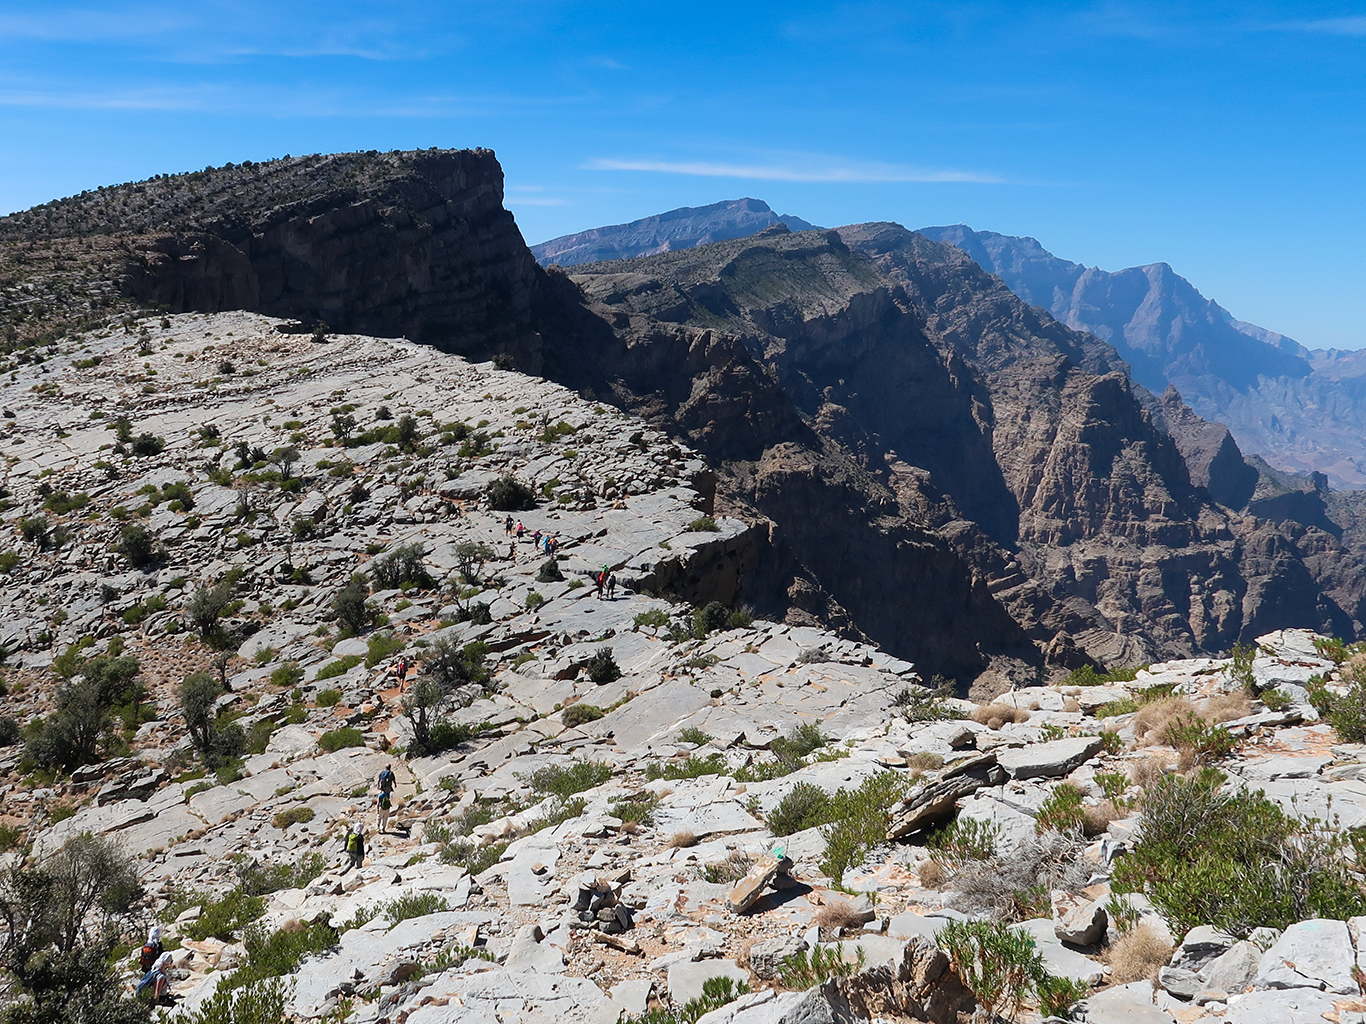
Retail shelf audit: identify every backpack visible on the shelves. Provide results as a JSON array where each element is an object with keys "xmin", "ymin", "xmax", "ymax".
[
  {"xmin": 378, "ymin": 769, "xmax": 395, "ymax": 791},
  {"xmin": 346, "ymin": 832, "xmax": 362, "ymax": 853},
  {"xmin": 139, "ymin": 943, "xmax": 159, "ymax": 973},
  {"xmin": 378, "ymin": 791, "xmax": 391, "ymax": 809}
]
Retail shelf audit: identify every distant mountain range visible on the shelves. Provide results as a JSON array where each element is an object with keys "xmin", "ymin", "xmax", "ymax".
[
  {"xmin": 531, "ymin": 198, "xmax": 817, "ymax": 266},
  {"xmin": 917, "ymin": 225, "xmax": 1366, "ymax": 489},
  {"xmin": 537, "ymin": 199, "xmax": 1366, "ymax": 488}
]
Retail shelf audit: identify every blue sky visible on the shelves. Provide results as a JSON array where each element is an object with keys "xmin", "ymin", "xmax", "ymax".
[{"xmin": 1, "ymin": 1, "xmax": 1364, "ymax": 347}]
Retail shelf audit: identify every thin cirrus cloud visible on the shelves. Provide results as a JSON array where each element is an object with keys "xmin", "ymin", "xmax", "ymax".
[
  {"xmin": 584, "ymin": 157, "xmax": 1004, "ymax": 184},
  {"xmin": 1278, "ymin": 17, "xmax": 1366, "ymax": 36}
]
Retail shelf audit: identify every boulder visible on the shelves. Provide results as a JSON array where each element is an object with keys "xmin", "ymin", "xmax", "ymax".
[
  {"xmin": 1254, "ymin": 918, "xmax": 1356, "ymax": 994},
  {"xmin": 1201, "ymin": 940, "xmax": 1261, "ymax": 995},
  {"xmin": 1054, "ymin": 899, "xmax": 1107, "ymax": 946},
  {"xmin": 1224, "ymin": 988, "xmax": 1341, "ymax": 1023},
  {"xmin": 726, "ymin": 855, "xmax": 792, "ymax": 913},
  {"xmin": 996, "ymin": 736, "xmax": 1103, "ymax": 780},
  {"xmin": 747, "ymin": 935, "xmax": 808, "ymax": 980}
]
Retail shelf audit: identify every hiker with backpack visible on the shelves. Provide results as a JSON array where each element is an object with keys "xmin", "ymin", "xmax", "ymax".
[
  {"xmin": 378, "ymin": 764, "xmax": 396, "ymax": 795},
  {"xmin": 135, "ymin": 951, "xmax": 174, "ymax": 1005},
  {"xmin": 341, "ymin": 822, "xmax": 366, "ymax": 873},
  {"xmin": 375, "ymin": 789, "xmax": 393, "ymax": 832},
  {"xmin": 607, "ymin": 574, "xmax": 617, "ymax": 600},
  {"xmin": 138, "ymin": 927, "xmax": 163, "ymax": 975}
]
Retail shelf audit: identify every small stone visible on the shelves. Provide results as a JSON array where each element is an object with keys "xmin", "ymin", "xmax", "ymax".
[{"xmin": 1055, "ymin": 899, "xmax": 1107, "ymax": 946}]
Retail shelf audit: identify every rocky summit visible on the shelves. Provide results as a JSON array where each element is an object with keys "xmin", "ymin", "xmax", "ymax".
[{"xmin": 4, "ymin": 150, "xmax": 1366, "ymax": 1024}]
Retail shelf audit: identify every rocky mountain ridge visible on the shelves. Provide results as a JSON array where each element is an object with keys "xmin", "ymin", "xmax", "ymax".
[
  {"xmin": 531, "ymin": 200, "xmax": 817, "ymax": 267},
  {"xmin": 2, "ymin": 315, "xmax": 1366, "ymax": 1023},
  {"xmin": 4, "ymin": 150, "xmax": 1365, "ymax": 681}
]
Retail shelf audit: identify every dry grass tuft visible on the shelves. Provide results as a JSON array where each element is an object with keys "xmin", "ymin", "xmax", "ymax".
[
  {"xmin": 1062, "ymin": 697, "xmax": 1081, "ymax": 713},
  {"xmin": 1083, "ymin": 800, "xmax": 1122, "ymax": 835},
  {"xmin": 814, "ymin": 901, "xmax": 869, "ymax": 931},
  {"xmin": 918, "ymin": 860, "xmax": 946, "ymax": 889},
  {"xmin": 669, "ymin": 829, "xmax": 698, "ymax": 848},
  {"xmin": 971, "ymin": 704, "xmax": 1031, "ymax": 730},
  {"xmin": 1106, "ymin": 922, "xmax": 1174, "ymax": 985},
  {"xmin": 1129, "ymin": 754, "xmax": 1171, "ymax": 793},
  {"xmin": 904, "ymin": 752, "xmax": 945, "ymax": 773},
  {"xmin": 1131, "ymin": 696, "xmax": 1197, "ymax": 746},
  {"xmin": 1202, "ymin": 691, "xmax": 1253, "ymax": 723}
]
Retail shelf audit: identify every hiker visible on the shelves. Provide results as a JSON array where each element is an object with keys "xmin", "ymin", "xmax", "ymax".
[
  {"xmin": 504, "ymin": 514, "xmax": 513, "ymax": 535},
  {"xmin": 341, "ymin": 822, "xmax": 366, "ymax": 873},
  {"xmin": 508, "ymin": 541, "xmax": 517, "ymax": 562},
  {"xmin": 595, "ymin": 570, "xmax": 606, "ymax": 600},
  {"xmin": 532, "ymin": 529, "xmax": 542, "ymax": 550},
  {"xmin": 377, "ymin": 764, "xmax": 396, "ymax": 795},
  {"xmin": 516, "ymin": 520, "xmax": 525, "ymax": 539},
  {"xmin": 375, "ymin": 789, "xmax": 393, "ymax": 832},
  {"xmin": 395, "ymin": 658, "xmax": 407, "ymax": 686},
  {"xmin": 135, "ymin": 951, "xmax": 174, "ymax": 1005},
  {"xmin": 607, "ymin": 573, "xmax": 617, "ymax": 600},
  {"xmin": 138, "ymin": 927, "xmax": 163, "ymax": 975}
]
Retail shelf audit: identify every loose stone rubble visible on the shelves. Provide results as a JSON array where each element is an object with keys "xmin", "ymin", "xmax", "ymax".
[{"xmin": 5, "ymin": 314, "xmax": 1366, "ymax": 1023}]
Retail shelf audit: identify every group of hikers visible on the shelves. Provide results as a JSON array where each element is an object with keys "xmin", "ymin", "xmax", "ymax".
[
  {"xmin": 136, "ymin": 764, "xmax": 403, "ymax": 1004},
  {"xmin": 504, "ymin": 516, "xmax": 562, "ymax": 560}
]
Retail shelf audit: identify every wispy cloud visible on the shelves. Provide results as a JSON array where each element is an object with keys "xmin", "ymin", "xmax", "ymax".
[
  {"xmin": 1276, "ymin": 16, "xmax": 1366, "ymax": 36},
  {"xmin": 583, "ymin": 157, "xmax": 1004, "ymax": 184}
]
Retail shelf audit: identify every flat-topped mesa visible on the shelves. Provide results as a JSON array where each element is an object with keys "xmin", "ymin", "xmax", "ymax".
[{"xmin": 0, "ymin": 148, "xmax": 541, "ymax": 360}]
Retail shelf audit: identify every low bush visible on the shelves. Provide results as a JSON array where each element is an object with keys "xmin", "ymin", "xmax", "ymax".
[
  {"xmin": 970, "ymin": 703, "xmax": 1030, "ymax": 730},
  {"xmin": 315, "ymin": 654, "xmax": 364, "ymax": 680},
  {"xmin": 928, "ymin": 816, "xmax": 1002, "ymax": 868},
  {"xmin": 486, "ymin": 476, "xmax": 536, "ymax": 510},
  {"xmin": 677, "ymin": 725, "xmax": 712, "ymax": 745},
  {"xmin": 1310, "ymin": 660, "xmax": 1366, "ymax": 742},
  {"xmin": 185, "ymin": 887, "xmax": 266, "ymax": 941},
  {"xmin": 315, "ymin": 688, "xmax": 343, "ymax": 707},
  {"xmin": 561, "ymin": 703, "xmax": 604, "ymax": 728},
  {"xmin": 630, "ymin": 975, "xmax": 747, "ymax": 1024},
  {"xmin": 585, "ymin": 647, "xmax": 621, "ymax": 684},
  {"xmin": 536, "ymin": 558, "xmax": 564, "ymax": 583},
  {"xmin": 950, "ymin": 831, "xmax": 1090, "ymax": 922},
  {"xmin": 937, "ymin": 919, "xmax": 1052, "ymax": 1021},
  {"xmin": 770, "ymin": 722, "xmax": 826, "ymax": 760},
  {"xmin": 1106, "ymin": 921, "xmax": 1174, "ymax": 984},
  {"xmin": 819, "ymin": 771, "xmax": 912, "ymax": 882},
  {"xmin": 1113, "ymin": 769, "xmax": 1366, "ymax": 935},
  {"xmin": 526, "ymin": 759, "xmax": 612, "ymax": 799},
  {"xmin": 687, "ymin": 516, "xmax": 720, "ymax": 532},
  {"xmin": 633, "ymin": 608, "xmax": 670, "ymax": 629},
  {"xmin": 777, "ymin": 945, "xmax": 865, "ymax": 989},
  {"xmin": 646, "ymin": 754, "xmax": 728, "ymax": 781},
  {"xmin": 272, "ymin": 807, "xmax": 315, "ymax": 829},
  {"xmin": 269, "ymin": 662, "xmax": 303, "ymax": 688},
  {"xmin": 767, "ymin": 782, "xmax": 832, "ymax": 836},
  {"xmin": 317, "ymin": 727, "xmax": 365, "ymax": 752}
]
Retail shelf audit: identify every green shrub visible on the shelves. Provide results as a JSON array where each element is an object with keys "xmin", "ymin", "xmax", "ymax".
[
  {"xmin": 1167, "ymin": 716, "xmax": 1236, "ymax": 768},
  {"xmin": 937, "ymin": 919, "xmax": 1049, "ymax": 1021},
  {"xmin": 777, "ymin": 945, "xmax": 865, "ymax": 989},
  {"xmin": 1113, "ymin": 769, "xmax": 1366, "ymax": 935},
  {"xmin": 629, "ymin": 976, "xmax": 747, "ymax": 1024},
  {"xmin": 269, "ymin": 662, "xmax": 303, "ymax": 688},
  {"xmin": 317, "ymin": 727, "xmax": 365, "ymax": 752},
  {"xmin": 525, "ymin": 590, "xmax": 545, "ymax": 610},
  {"xmin": 315, "ymin": 688, "xmax": 342, "ymax": 707},
  {"xmin": 1064, "ymin": 663, "xmax": 1145, "ymax": 686},
  {"xmin": 1310, "ymin": 660, "xmax": 1366, "ymax": 743},
  {"xmin": 691, "ymin": 601, "xmax": 731, "ymax": 639},
  {"xmin": 1261, "ymin": 688, "xmax": 1291, "ymax": 712},
  {"xmin": 186, "ymin": 887, "xmax": 266, "ymax": 941},
  {"xmin": 767, "ymin": 782, "xmax": 832, "ymax": 836},
  {"xmin": 585, "ymin": 647, "xmax": 621, "ymax": 684},
  {"xmin": 486, "ymin": 476, "xmax": 535, "ymax": 510},
  {"xmin": 562, "ymin": 703, "xmax": 604, "ymax": 728},
  {"xmin": 770, "ymin": 722, "xmax": 826, "ymax": 760},
  {"xmin": 1035, "ymin": 783, "xmax": 1087, "ymax": 835},
  {"xmin": 633, "ymin": 608, "xmax": 670, "ymax": 629},
  {"xmin": 536, "ymin": 558, "xmax": 564, "ymax": 583},
  {"xmin": 316, "ymin": 654, "xmax": 363, "ymax": 680},
  {"xmin": 114, "ymin": 523, "xmax": 159, "ymax": 567},
  {"xmin": 366, "ymin": 633, "xmax": 404, "ymax": 668},
  {"xmin": 174, "ymin": 975, "xmax": 287, "ymax": 1024},
  {"xmin": 819, "ymin": 771, "xmax": 911, "ymax": 882},
  {"xmin": 0, "ymin": 551, "xmax": 20, "ymax": 573},
  {"xmin": 687, "ymin": 516, "xmax": 720, "ymax": 532},
  {"xmin": 646, "ymin": 754, "xmax": 728, "ymax": 781},
  {"xmin": 370, "ymin": 541, "xmax": 434, "ymax": 590},
  {"xmin": 272, "ymin": 806, "xmax": 315, "ymax": 828},
  {"xmin": 225, "ymin": 919, "xmax": 337, "ymax": 990},
  {"xmin": 610, "ymin": 792, "xmax": 659, "ymax": 827},
  {"xmin": 677, "ymin": 725, "xmax": 712, "ymax": 745},
  {"xmin": 928, "ymin": 816, "xmax": 1002, "ymax": 867},
  {"xmin": 527, "ymin": 760, "xmax": 612, "ymax": 798}
]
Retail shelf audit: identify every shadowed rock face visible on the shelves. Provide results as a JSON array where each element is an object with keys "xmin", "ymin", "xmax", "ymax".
[
  {"xmin": 557, "ymin": 223, "xmax": 1362, "ymax": 673},
  {"xmin": 1, "ymin": 149, "xmax": 541, "ymax": 359}
]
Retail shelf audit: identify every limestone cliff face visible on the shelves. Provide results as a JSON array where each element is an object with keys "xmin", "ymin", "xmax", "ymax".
[{"xmin": 2, "ymin": 149, "xmax": 540, "ymax": 359}]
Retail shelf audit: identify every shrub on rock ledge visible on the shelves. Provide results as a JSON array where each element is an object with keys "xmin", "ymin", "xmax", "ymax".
[{"xmin": 486, "ymin": 476, "xmax": 535, "ymax": 511}]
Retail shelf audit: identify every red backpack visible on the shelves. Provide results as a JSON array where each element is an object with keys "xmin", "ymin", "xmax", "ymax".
[{"xmin": 139, "ymin": 943, "xmax": 159, "ymax": 973}]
